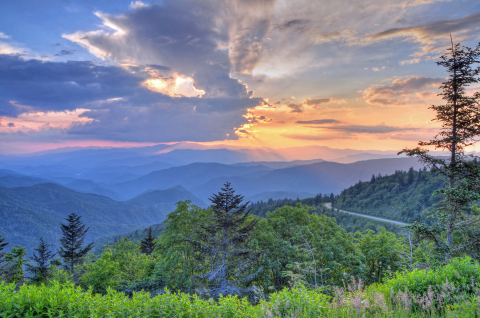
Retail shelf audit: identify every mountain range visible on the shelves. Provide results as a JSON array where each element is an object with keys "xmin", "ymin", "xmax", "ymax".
[{"xmin": 0, "ymin": 182, "xmax": 204, "ymax": 255}]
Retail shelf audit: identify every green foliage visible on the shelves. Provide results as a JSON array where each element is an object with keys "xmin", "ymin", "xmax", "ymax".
[
  {"xmin": 4, "ymin": 245, "xmax": 27, "ymax": 284},
  {"xmin": 252, "ymin": 204, "xmax": 366, "ymax": 291},
  {"xmin": 335, "ymin": 170, "xmax": 443, "ymax": 222},
  {"xmin": 80, "ymin": 251, "xmax": 121, "ymax": 293},
  {"xmin": 1, "ymin": 279, "xmax": 479, "ymax": 317},
  {"xmin": 385, "ymin": 256, "xmax": 480, "ymax": 300},
  {"xmin": 355, "ymin": 228, "xmax": 405, "ymax": 284},
  {"xmin": 81, "ymin": 238, "xmax": 156, "ymax": 294},
  {"xmin": 58, "ymin": 213, "xmax": 94, "ymax": 275},
  {"xmin": 187, "ymin": 182, "xmax": 261, "ymax": 298},
  {"xmin": 401, "ymin": 42, "xmax": 480, "ymax": 262},
  {"xmin": 154, "ymin": 200, "xmax": 213, "ymax": 291},
  {"xmin": 249, "ymin": 193, "xmax": 332, "ymax": 218},
  {"xmin": 140, "ymin": 227, "xmax": 156, "ymax": 255},
  {"xmin": 250, "ymin": 194, "xmax": 400, "ymax": 233},
  {"xmin": 25, "ymin": 237, "xmax": 56, "ymax": 284},
  {"xmin": 92, "ymin": 223, "xmax": 166, "ymax": 255}
]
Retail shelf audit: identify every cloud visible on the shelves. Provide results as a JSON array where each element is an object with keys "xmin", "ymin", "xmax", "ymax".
[
  {"xmin": 0, "ymin": 54, "xmax": 146, "ymax": 116},
  {"xmin": 322, "ymin": 124, "xmax": 417, "ymax": 134},
  {"xmin": 368, "ymin": 11, "xmax": 480, "ymax": 55},
  {"xmin": 362, "ymin": 76, "xmax": 443, "ymax": 106},
  {"xmin": 296, "ymin": 119, "xmax": 341, "ymax": 124},
  {"xmin": 284, "ymin": 123, "xmax": 420, "ymax": 141},
  {"xmin": 0, "ymin": 2, "xmax": 284, "ymax": 143},
  {"xmin": 400, "ymin": 58, "xmax": 422, "ymax": 65},
  {"xmin": 283, "ymin": 133, "xmax": 350, "ymax": 141},
  {"xmin": 275, "ymin": 19, "xmax": 311, "ymax": 33},
  {"xmin": 0, "ymin": 32, "xmax": 10, "ymax": 39},
  {"xmin": 283, "ymin": 97, "xmax": 347, "ymax": 113},
  {"xmin": 304, "ymin": 98, "xmax": 331, "ymax": 106},
  {"xmin": 286, "ymin": 102, "xmax": 303, "ymax": 113},
  {"xmin": 63, "ymin": 1, "xmax": 262, "ymax": 99},
  {"xmin": 313, "ymin": 28, "xmax": 357, "ymax": 44},
  {"xmin": 54, "ymin": 49, "xmax": 76, "ymax": 56},
  {"xmin": 130, "ymin": 1, "xmax": 148, "ymax": 9},
  {"xmin": 0, "ymin": 53, "xmax": 266, "ymax": 142}
]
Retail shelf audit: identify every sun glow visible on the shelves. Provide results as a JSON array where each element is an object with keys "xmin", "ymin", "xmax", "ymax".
[{"xmin": 142, "ymin": 75, "xmax": 205, "ymax": 98}]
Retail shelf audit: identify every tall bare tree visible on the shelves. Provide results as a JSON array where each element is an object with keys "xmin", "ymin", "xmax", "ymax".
[{"xmin": 401, "ymin": 39, "xmax": 480, "ymax": 262}]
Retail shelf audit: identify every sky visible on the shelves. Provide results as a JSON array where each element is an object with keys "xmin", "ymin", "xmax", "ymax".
[{"xmin": 0, "ymin": 0, "xmax": 480, "ymax": 154}]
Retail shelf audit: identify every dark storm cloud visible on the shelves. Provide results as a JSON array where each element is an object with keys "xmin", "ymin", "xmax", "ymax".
[
  {"xmin": 0, "ymin": 54, "xmax": 148, "ymax": 116},
  {"xmin": 0, "ymin": 54, "xmax": 263, "ymax": 142},
  {"xmin": 65, "ymin": 1, "xmax": 257, "ymax": 98},
  {"xmin": 0, "ymin": 1, "xmax": 278, "ymax": 142}
]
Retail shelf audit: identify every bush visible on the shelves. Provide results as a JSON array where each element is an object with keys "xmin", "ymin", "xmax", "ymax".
[
  {"xmin": 385, "ymin": 256, "xmax": 480, "ymax": 298},
  {"xmin": 1, "ymin": 281, "xmax": 479, "ymax": 317}
]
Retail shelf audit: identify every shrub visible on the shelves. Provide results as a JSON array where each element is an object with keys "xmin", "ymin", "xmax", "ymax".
[
  {"xmin": 1, "ymin": 281, "xmax": 480, "ymax": 317},
  {"xmin": 385, "ymin": 256, "xmax": 480, "ymax": 298}
]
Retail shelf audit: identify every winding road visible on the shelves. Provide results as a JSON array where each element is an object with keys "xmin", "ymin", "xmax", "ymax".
[{"xmin": 325, "ymin": 203, "xmax": 408, "ymax": 226}]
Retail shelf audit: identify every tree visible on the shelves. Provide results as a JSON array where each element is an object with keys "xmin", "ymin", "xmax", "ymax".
[
  {"xmin": 155, "ymin": 201, "xmax": 213, "ymax": 291},
  {"xmin": 58, "ymin": 213, "xmax": 94, "ymax": 275},
  {"xmin": 187, "ymin": 183, "xmax": 261, "ymax": 298},
  {"xmin": 407, "ymin": 167, "xmax": 414, "ymax": 185},
  {"xmin": 4, "ymin": 246, "xmax": 27, "ymax": 284},
  {"xmin": 252, "ymin": 204, "xmax": 365, "ymax": 291},
  {"xmin": 370, "ymin": 174, "xmax": 376, "ymax": 184},
  {"xmin": 81, "ymin": 238, "xmax": 155, "ymax": 294},
  {"xmin": 401, "ymin": 40, "xmax": 480, "ymax": 262},
  {"xmin": 140, "ymin": 227, "xmax": 157, "ymax": 255},
  {"xmin": 25, "ymin": 238, "xmax": 56, "ymax": 283},
  {"xmin": 355, "ymin": 228, "xmax": 404, "ymax": 284},
  {"xmin": 0, "ymin": 235, "xmax": 8, "ymax": 275}
]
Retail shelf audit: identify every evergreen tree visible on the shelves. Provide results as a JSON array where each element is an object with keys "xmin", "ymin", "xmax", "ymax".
[
  {"xmin": 4, "ymin": 246, "xmax": 27, "ymax": 284},
  {"xmin": 370, "ymin": 174, "xmax": 376, "ymax": 184},
  {"xmin": 401, "ymin": 40, "xmax": 480, "ymax": 262},
  {"xmin": 140, "ymin": 227, "xmax": 157, "ymax": 255},
  {"xmin": 58, "ymin": 213, "xmax": 94, "ymax": 275},
  {"xmin": 407, "ymin": 167, "xmax": 415, "ymax": 185},
  {"xmin": 25, "ymin": 238, "xmax": 55, "ymax": 282},
  {"xmin": 187, "ymin": 182, "xmax": 261, "ymax": 298}
]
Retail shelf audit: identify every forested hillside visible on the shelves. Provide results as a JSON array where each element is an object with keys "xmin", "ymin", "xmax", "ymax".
[
  {"xmin": 334, "ymin": 168, "xmax": 444, "ymax": 222},
  {"xmin": 249, "ymin": 194, "xmax": 400, "ymax": 233},
  {"xmin": 0, "ymin": 183, "xmax": 197, "ymax": 254}
]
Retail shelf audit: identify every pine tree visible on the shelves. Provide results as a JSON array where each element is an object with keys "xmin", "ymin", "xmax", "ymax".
[
  {"xmin": 4, "ymin": 246, "xmax": 27, "ymax": 283},
  {"xmin": 407, "ymin": 167, "xmax": 414, "ymax": 185},
  {"xmin": 25, "ymin": 238, "xmax": 55, "ymax": 282},
  {"xmin": 401, "ymin": 40, "xmax": 480, "ymax": 262},
  {"xmin": 140, "ymin": 227, "xmax": 157, "ymax": 255},
  {"xmin": 187, "ymin": 182, "xmax": 261, "ymax": 298},
  {"xmin": 58, "ymin": 213, "xmax": 94, "ymax": 275},
  {"xmin": 370, "ymin": 174, "xmax": 376, "ymax": 183}
]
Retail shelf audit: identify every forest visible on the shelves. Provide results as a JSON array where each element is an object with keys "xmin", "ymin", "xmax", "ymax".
[{"xmin": 2, "ymin": 41, "xmax": 480, "ymax": 318}]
